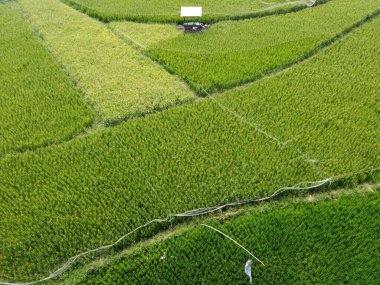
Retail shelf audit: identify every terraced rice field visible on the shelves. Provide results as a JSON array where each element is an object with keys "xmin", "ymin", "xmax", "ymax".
[{"xmin": 0, "ymin": 0, "xmax": 379, "ymax": 284}]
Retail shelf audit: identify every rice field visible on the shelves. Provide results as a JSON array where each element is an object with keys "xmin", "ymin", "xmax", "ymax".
[
  {"xmin": 148, "ymin": 0, "xmax": 380, "ymax": 92},
  {"xmin": 0, "ymin": 1, "xmax": 92, "ymax": 156},
  {"xmin": 0, "ymin": 0, "xmax": 379, "ymax": 284},
  {"xmin": 19, "ymin": 0, "xmax": 194, "ymax": 124},
  {"xmin": 78, "ymin": 188, "xmax": 380, "ymax": 284}
]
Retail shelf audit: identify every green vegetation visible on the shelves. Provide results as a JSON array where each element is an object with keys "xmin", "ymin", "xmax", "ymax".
[
  {"xmin": 0, "ymin": 100, "xmax": 316, "ymax": 281},
  {"xmin": 149, "ymin": 0, "xmax": 380, "ymax": 92},
  {"xmin": 109, "ymin": 22, "xmax": 181, "ymax": 49},
  {"xmin": 78, "ymin": 189, "xmax": 380, "ymax": 285},
  {"xmin": 63, "ymin": 0, "xmax": 305, "ymax": 23},
  {"xmin": 19, "ymin": 0, "xmax": 194, "ymax": 124},
  {"xmin": 214, "ymin": 13, "xmax": 380, "ymax": 178},
  {"xmin": 1, "ymin": 11, "xmax": 379, "ymax": 283},
  {"xmin": 0, "ymin": 1, "xmax": 92, "ymax": 156}
]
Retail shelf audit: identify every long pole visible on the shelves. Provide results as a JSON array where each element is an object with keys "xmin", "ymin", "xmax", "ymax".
[{"xmin": 201, "ymin": 224, "xmax": 265, "ymax": 266}]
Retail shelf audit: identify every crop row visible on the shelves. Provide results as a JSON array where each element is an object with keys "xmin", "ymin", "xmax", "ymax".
[
  {"xmin": 19, "ymin": 0, "xmax": 194, "ymax": 124},
  {"xmin": 148, "ymin": 0, "xmax": 380, "ymax": 93},
  {"xmin": 62, "ymin": 0, "xmax": 309, "ymax": 23},
  {"xmin": 1, "ymin": 9, "xmax": 379, "ymax": 283},
  {"xmin": 79, "ymin": 190, "xmax": 380, "ymax": 284},
  {"xmin": 0, "ymin": 1, "xmax": 92, "ymax": 156}
]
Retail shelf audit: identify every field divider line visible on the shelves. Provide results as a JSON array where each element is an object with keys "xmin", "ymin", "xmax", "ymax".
[
  {"xmin": 107, "ymin": 26, "xmax": 147, "ymax": 50},
  {"xmin": 1, "ymin": 166, "xmax": 379, "ymax": 285},
  {"xmin": 19, "ymin": 1, "xmax": 105, "ymax": 124},
  {"xmin": 205, "ymin": 89, "xmax": 328, "ymax": 179},
  {"xmin": 207, "ymin": 94, "xmax": 285, "ymax": 147}
]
